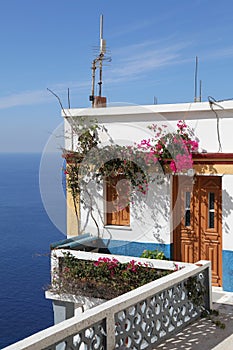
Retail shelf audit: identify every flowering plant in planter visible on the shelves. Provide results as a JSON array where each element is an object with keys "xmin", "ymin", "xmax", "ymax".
[{"xmin": 51, "ymin": 253, "xmax": 172, "ymax": 300}]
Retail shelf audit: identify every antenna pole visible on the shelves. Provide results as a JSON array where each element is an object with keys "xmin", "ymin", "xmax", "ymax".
[
  {"xmin": 194, "ymin": 56, "xmax": 198, "ymax": 102},
  {"xmin": 68, "ymin": 88, "xmax": 71, "ymax": 108},
  {"xmin": 91, "ymin": 59, "xmax": 96, "ymax": 107},
  {"xmin": 100, "ymin": 14, "xmax": 103, "ymax": 41},
  {"xmin": 199, "ymin": 79, "xmax": 202, "ymax": 102},
  {"xmin": 98, "ymin": 14, "xmax": 104, "ymax": 97},
  {"xmin": 99, "ymin": 60, "xmax": 103, "ymax": 96}
]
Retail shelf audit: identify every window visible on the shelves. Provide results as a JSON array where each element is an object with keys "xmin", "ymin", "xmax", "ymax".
[
  {"xmin": 185, "ymin": 191, "xmax": 191, "ymax": 227},
  {"xmin": 208, "ymin": 192, "xmax": 215, "ymax": 229},
  {"xmin": 105, "ymin": 175, "xmax": 130, "ymax": 226}
]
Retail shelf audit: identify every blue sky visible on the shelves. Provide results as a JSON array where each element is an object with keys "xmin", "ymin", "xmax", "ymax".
[{"xmin": 1, "ymin": 0, "xmax": 233, "ymax": 152}]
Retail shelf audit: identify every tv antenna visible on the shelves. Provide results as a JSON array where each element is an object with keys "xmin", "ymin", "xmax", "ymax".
[
  {"xmin": 90, "ymin": 14, "xmax": 111, "ymax": 107},
  {"xmin": 194, "ymin": 56, "xmax": 202, "ymax": 102}
]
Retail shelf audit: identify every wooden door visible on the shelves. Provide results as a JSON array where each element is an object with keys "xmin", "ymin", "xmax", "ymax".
[{"xmin": 173, "ymin": 176, "xmax": 222, "ymax": 286}]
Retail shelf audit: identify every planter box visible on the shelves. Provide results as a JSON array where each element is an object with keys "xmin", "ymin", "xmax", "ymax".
[
  {"xmin": 50, "ymin": 255, "xmax": 173, "ymax": 300},
  {"xmin": 47, "ymin": 250, "xmax": 211, "ymax": 321}
]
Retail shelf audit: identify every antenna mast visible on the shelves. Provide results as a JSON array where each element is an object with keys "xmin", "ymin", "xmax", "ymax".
[
  {"xmin": 194, "ymin": 56, "xmax": 198, "ymax": 102},
  {"xmin": 199, "ymin": 79, "xmax": 202, "ymax": 102},
  {"xmin": 98, "ymin": 14, "xmax": 105, "ymax": 97},
  {"xmin": 90, "ymin": 14, "xmax": 110, "ymax": 107},
  {"xmin": 194, "ymin": 56, "xmax": 202, "ymax": 102}
]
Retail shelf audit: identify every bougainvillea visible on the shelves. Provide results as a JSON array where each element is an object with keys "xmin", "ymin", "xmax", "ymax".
[
  {"xmin": 137, "ymin": 120, "xmax": 199, "ymax": 173},
  {"xmin": 63, "ymin": 118, "xmax": 199, "ymax": 234}
]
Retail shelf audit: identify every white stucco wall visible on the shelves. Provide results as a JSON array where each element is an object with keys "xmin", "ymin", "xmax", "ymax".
[
  {"xmin": 63, "ymin": 101, "xmax": 233, "ymax": 249},
  {"xmin": 64, "ymin": 101, "xmax": 233, "ymax": 154},
  {"xmin": 79, "ymin": 175, "xmax": 172, "ymax": 245},
  {"xmin": 174, "ymin": 118, "xmax": 233, "ymax": 153},
  {"xmin": 222, "ymin": 175, "xmax": 233, "ymax": 251}
]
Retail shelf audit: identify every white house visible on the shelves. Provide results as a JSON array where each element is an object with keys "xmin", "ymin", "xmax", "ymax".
[{"xmin": 62, "ymin": 100, "xmax": 233, "ymax": 292}]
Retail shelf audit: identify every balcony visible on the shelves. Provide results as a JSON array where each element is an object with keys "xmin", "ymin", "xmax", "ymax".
[
  {"xmin": 3, "ymin": 234, "xmax": 212, "ymax": 350},
  {"xmin": 3, "ymin": 236, "xmax": 212, "ymax": 350}
]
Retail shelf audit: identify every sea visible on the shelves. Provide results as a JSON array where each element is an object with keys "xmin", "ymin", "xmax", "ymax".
[{"xmin": 0, "ymin": 153, "xmax": 65, "ymax": 349}]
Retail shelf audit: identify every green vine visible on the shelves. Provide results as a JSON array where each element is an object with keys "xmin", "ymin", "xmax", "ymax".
[
  {"xmin": 141, "ymin": 253, "xmax": 226, "ymax": 330},
  {"xmin": 201, "ymin": 309, "xmax": 225, "ymax": 329},
  {"xmin": 185, "ymin": 275, "xmax": 206, "ymax": 308},
  {"xmin": 185, "ymin": 275, "xmax": 225, "ymax": 329}
]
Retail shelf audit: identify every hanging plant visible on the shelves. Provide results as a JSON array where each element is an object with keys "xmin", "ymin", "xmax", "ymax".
[{"xmin": 137, "ymin": 120, "xmax": 199, "ymax": 173}]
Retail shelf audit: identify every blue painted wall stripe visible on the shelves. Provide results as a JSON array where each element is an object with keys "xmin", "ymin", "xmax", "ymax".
[
  {"xmin": 222, "ymin": 250, "xmax": 233, "ymax": 292},
  {"xmin": 103, "ymin": 239, "xmax": 233, "ymax": 292},
  {"xmin": 103, "ymin": 239, "xmax": 172, "ymax": 260}
]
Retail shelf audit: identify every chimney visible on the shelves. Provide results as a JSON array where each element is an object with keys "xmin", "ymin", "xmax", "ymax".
[{"xmin": 93, "ymin": 96, "xmax": 107, "ymax": 108}]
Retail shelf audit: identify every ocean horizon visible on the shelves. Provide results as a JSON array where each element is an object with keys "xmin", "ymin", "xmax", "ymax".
[{"xmin": 0, "ymin": 153, "xmax": 65, "ymax": 349}]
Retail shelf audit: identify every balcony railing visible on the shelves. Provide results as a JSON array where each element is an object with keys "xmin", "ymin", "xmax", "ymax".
[{"xmin": 3, "ymin": 250, "xmax": 211, "ymax": 350}]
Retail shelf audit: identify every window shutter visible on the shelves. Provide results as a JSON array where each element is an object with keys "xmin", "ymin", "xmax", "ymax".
[{"xmin": 106, "ymin": 175, "xmax": 130, "ymax": 226}]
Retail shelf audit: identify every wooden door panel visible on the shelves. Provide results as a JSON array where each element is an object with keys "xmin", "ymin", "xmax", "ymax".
[
  {"xmin": 183, "ymin": 242, "xmax": 194, "ymax": 263},
  {"xmin": 203, "ymin": 243, "xmax": 221, "ymax": 285},
  {"xmin": 181, "ymin": 239, "xmax": 199, "ymax": 263}
]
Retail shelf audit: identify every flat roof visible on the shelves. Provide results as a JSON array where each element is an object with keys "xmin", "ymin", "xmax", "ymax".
[{"xmin": 62, "ymin": 100, "xmax": 233, "ymax": 121}]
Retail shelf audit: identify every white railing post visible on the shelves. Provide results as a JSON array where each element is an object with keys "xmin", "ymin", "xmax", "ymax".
[
  {"xmin": 197, "ymin": 260, "xmax": 212, "ymax": 310},
  {"xmin": 106, "ymin": 312, "xmax": 116, "ymax": 350}
]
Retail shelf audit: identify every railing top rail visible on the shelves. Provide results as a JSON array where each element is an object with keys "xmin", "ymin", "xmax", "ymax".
[
  {"xmin": 51, "ymin": 248, "xmax": 191, "ymax": 270},
  {"xmin": 48, "ymin": 260, "xmax": 211, "ymax": 309}
]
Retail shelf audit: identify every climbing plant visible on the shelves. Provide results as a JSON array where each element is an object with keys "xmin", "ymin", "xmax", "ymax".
[{"xmin": 63, "ymin": 118, "xmax": 199, "ymax": 234}]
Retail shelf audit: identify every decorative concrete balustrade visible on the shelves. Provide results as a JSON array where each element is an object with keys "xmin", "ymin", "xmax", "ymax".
[{"xmin": 3, "ymin": 248, "xmax": 211, "ymax": 350}]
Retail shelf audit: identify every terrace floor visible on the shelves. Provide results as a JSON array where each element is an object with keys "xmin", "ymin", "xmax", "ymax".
[{"xmin": 155, "ymin": 288, "xmax": 233, "ymax": 350}]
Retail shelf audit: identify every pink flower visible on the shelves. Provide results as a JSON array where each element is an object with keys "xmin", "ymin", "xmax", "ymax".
[
  {"xmin": 140, "ymin": 139, "xmax": 151, "ymax": 148},
  {"xmin": 190, "ymin": 140, "xmax": 199, "ymax": 152},
  {"xmin": 156, "ymin": 143, "xmax": 163, "ymax": 151},
  {"xmin": 177, "ymin": 120, "xmax": 187, "ymax": 130},
  {"xmin": 170, "ymin": 154, "xmax": 193, "ymax": 172},
  {"xmin": 170, "ymin": 160, "xmax": 177, "ymax": 172},
  {"xmin": 94, "ymin": 257, "xmax": 119, "ymax": 269},
  {"xmin": 127, "ymin": 260, "xmax": 139, "ymax": 273}
]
